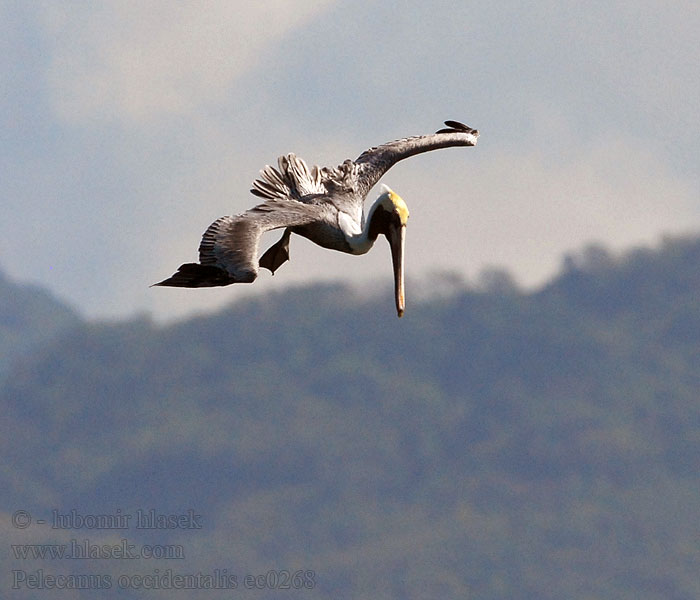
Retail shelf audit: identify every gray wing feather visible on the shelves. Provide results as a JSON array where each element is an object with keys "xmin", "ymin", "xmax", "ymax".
[
  {"xmin": 199, "ymin": 198, "xmax": 326, "ymax": 280},
  {"xmin": 353, "ymin": 120, "xmax": 479, "ymax": 197},
  {"xmin": 251, "ymin": 154, "xmax": 327, "ymax": 200}
]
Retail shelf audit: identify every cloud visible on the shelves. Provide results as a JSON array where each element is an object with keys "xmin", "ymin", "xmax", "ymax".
[{"xmin": 38, "ymin": 0, "xmax": 334, "ymax": 123}]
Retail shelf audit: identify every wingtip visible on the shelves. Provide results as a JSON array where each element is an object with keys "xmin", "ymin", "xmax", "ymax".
[
  {"xmin": 437, "ymin": 120, "xmax": 479, "ymax": 137},
  {"xmin": 150, "ymin": 263, "xmax": 237, "ymax": 288}
]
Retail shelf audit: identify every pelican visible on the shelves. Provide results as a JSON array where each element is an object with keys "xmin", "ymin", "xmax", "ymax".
[{"xmin": 154, "ymin": 120, "xmax": 478, "ymax": 317}]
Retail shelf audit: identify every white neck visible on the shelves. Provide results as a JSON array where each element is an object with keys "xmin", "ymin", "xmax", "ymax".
[{"xmin": 340, "ymin": 194, "xmax": 385, "ymax": 255}]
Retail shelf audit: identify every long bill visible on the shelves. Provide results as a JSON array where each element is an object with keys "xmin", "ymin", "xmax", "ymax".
[{"xmin": 387, "ymin": 223, "xmax": 407, "ymax": 317}]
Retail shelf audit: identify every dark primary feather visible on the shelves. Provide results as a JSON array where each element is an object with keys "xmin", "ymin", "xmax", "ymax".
[
  {"xmin": 152, "ymin": 263, "xmax": 235, "ymax": 287},
  {"xmin": 438, "ymin": 120, "xmax": 478, "ymax": 134}
]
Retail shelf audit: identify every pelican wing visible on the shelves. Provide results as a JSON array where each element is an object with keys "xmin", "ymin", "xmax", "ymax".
[
  {"xmin": 251, "ymin": 153, "xmax": 329, "ymax": 201},
  {"xmin": 353, "ymin": 120, "xmax": 479, "ymax": 198},
  {"xmin": 153, "ymin": 198, "xmax": 327, "ymax": 287},
  {"xmin": 199, "ymin": 198, "xmax": 331, "ymax": 277},
  {"xmin": 251, "ymin": 152, "xmax": 360, "ymax": 204}
]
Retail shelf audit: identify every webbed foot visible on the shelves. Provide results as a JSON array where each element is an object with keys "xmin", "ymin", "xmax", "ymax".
[{"xmin": 259, "ymin": 228, "xmax": 291, "ymax": 275}]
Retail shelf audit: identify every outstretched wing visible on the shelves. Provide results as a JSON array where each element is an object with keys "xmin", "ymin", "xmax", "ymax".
[
  {"xmin": 251, "ymin": 120, "xmax": 478, "ymax": 217},
  {"xmin": 153, "ymin": 198, "xmax": 327, "ymax": 287},
  {"xmin": 353, "ymin": 120, "xmax": 479, "ymax": 198}
]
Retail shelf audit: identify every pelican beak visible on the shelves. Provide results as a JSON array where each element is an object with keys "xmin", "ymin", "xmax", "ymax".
[{"xmin": 387, "ymin": 222, "xmax": 406, "ymax": 317}]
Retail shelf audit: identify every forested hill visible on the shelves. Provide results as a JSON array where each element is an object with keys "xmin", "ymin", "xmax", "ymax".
[
  {"xmin": 0, "ymin": 269, "xmax": 79, "ymax": 378},
  {"xmin": 2, "ymin": 236, "xmax": 698, "ymax": 600}
]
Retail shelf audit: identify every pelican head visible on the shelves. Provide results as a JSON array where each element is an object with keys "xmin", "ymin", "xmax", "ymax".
[{"xmin": 372, "ymin": 184, "xmax": 409, "ymax": 317}]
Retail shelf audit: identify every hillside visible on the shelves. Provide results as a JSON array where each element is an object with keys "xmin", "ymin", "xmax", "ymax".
[
  {"xmin": 2, "ymin": 236, "xmax": 699, "ymax": 600},
  {"xmin": 0, "ymin": 269, "xmax": 80, "ymax": 379}
]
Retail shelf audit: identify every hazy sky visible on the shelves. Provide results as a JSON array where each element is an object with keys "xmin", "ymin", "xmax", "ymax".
[{"xmin": 2, "ymin": 1, "xmax": 699, "ymax": 320}]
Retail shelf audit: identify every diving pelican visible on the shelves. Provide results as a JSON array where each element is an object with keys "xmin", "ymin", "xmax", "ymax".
[{"xmin": 154, "ymin": 120, "xmax": 479, "ymax": 317}]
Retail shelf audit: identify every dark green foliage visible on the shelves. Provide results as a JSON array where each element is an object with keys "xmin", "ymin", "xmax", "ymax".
[{"xmin": 2, "ymin": 237, "xmax": 698, "ymax": 599}]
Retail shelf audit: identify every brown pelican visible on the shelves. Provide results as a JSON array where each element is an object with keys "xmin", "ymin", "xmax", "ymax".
[{"xmin": 154, "ymin": 120, "xmax": 479, "ymax": 317}]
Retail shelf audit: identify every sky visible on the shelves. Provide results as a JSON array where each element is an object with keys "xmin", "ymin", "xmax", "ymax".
[{"xmin": 2, "ymin": 1, "xmax": 699, "ymax": 321}]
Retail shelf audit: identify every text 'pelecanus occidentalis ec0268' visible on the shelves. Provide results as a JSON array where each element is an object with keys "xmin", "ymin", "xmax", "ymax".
[{"xmin": 153, "ymin": 120, "xmax": 479, "ymax": 317}]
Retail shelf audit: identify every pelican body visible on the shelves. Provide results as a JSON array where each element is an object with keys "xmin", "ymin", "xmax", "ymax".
[{"xmin": 154, "ymin": 120, "xmax": 479, "ymax": 316}]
